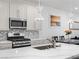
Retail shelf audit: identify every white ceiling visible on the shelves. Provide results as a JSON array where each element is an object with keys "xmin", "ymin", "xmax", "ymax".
[
  {"xmin": 1, "ymin": 0, "xmax": 79, "ymax": 15},
  {"xmin": 27, "ymin": 0, "xmax": 79, "ymax": 15},
  {"xmin": 41, "ymin": 0, "xmax": 79, "ymax": 14}
]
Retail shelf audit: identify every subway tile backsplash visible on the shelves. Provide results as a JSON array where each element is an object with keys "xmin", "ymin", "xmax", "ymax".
[
  {"xmin": 0, "ymin": 29, "xmax": 39, "ymax": 41},
  {"xmin": 0, "ymin": 30, "xmax": 50, "ymax": 46},
  {"xmin": 24, "ymin": 30, "xmax": 39, "ymax": 39},
  {"xmin": 31, "ymin": 39, "xmax": 51, "ymax": 46},
  {"xmin": 0, "ymin": 31, "xmax": 8, "ymax": 41}
]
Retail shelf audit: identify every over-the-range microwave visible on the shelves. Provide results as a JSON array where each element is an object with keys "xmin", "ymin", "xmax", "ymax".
[{"xmin": 9, "ymin": 18, "xmax": 27, "ymax": 29}]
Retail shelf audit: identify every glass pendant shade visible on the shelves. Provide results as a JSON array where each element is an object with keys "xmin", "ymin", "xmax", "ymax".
[{"xmin": 35, "ymin": 0, "xmax": 44, "ymax": 21}]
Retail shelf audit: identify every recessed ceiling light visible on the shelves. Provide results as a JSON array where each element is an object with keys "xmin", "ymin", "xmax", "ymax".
[{"xmin": 74, "ymin": 7, "xmax": 78, "ymax": 10}]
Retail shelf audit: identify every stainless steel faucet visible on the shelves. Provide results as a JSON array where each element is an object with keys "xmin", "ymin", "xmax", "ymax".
[{"xmin": 47, "ymin": 38, "xmax": 56, "ymax": 48}]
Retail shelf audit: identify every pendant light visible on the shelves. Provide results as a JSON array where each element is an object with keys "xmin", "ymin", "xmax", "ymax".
[
  {"xmin": 34, "ymin": 0, "xmax": 44, "ymax": 30},
  {"xmin": 35, "ymin": 0, "xmax": 44, "ymax": 21}
]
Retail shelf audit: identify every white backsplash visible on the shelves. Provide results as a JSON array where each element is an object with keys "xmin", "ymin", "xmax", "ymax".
[
  {"xmin": 31, "ymin": 39, "xmax": 51, "ymax": 46},
  {"xmin": 0, "ymin": 29, "xmax": 39, "ymax": 41},
  {"xmin": 0, "ymin": 31, "xmax": 8, "ymax": 41},
  {"xmin": 0, "ymin": 30, "xmax": 51, "ymax": 46},
  {"xmin": 10, "ymin": 29, "xmax": 39, "ymax": 39},
  {"xmin": 24, "ymin": 30, "xmax": 39, "ymax": 39}
]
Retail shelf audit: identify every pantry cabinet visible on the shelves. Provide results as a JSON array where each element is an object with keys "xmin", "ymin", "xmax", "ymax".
[{"xmin": 0, "ymin": 0, "xmax": 9, "ymax": 30}]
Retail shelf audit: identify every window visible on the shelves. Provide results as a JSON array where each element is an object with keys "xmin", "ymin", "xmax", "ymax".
[{"xmin": 50, "ymin": 15, "xmax": 60, "ymax": 26}]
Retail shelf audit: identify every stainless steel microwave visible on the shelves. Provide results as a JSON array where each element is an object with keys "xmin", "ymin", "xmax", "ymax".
[{"xmin": 9, "ymin": 18, "xmax": 27, "ymax": 29}]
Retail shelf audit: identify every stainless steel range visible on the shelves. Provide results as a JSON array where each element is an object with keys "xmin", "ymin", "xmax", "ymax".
[{"xmin": 7, "ymin": 32, "xmax": 31, "ymax": 48}]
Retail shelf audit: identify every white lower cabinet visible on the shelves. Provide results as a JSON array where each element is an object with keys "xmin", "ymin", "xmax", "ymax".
[{"xmin": 0, "ymin": 41, "xmax": 12, "ymax": 49}]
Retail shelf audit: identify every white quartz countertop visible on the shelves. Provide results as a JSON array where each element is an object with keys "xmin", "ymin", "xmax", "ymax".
[
  {"xmin": 0, "ymin": 40, "xmax": 12, "ymax": 43},
  {"xmin": 0, "ymin": 43, "xmax": 79, "ymax": 59}
]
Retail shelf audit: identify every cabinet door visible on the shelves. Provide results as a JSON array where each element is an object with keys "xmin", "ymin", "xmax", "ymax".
[
  {"xmin": 19, "ymin": 5, "xmax": 27, "ymax": 19},
  {"xmin": 27, "ymin": 6, "xmax": 40, "ymax": 30},
  {"xmin": 0, "ymin": 0, "xmax": 9, "ymax": 30},
  {"xmin": 10, "ymin": 0, "xmax": 27, "ymax": 19},
  {"xmin": 34, "ymin": 20, "xmax": 42, "ymax": 30},
  {"xmin": 10, "ymin": 0, "xmax": 20, "ymax": 18}
]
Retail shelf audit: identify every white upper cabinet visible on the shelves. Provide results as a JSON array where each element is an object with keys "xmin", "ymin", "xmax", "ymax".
[
  {"xmin": 26, "ymin": 6, "xmax": 38, "ymax": 30},
  {"xmin": 26, "ymin": 2, "xmax": 42, "ymax": 30},
  {"xmin": 0, "ymin": 0, "xmax": 9, "ymax": 30},
  {"xmin": 0, "ymin": 0, "xmax": 42, "ymax": 30},
  {"xmin": 10, "ymin": 0, "xmax": 27, "ymax": 19},
  {"xmin": 19, "ymin": 5, "xmax": 27, "ymax": 19}
]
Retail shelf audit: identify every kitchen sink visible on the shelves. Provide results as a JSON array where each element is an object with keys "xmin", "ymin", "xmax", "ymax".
[
  {"xmin": 34, "ymin": 45, "xmax": 54, "ymax": 50},
  {"xmin": 67, "ymin": 54, "xmax": 79, "ymax": 59}
]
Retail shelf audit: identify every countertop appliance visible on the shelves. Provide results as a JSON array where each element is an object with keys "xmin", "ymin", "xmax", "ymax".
[
  {"xmin": 7, "ymin": 32, "xmax": 31, "ymax": 48},
  {"xmin": 9, "ymin": 17, "xmax": 27, "ymax": 29}
]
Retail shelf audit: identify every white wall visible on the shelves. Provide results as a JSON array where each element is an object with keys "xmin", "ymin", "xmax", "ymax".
[
  {"xmin": 38, "ymin": 6, "xmax": 79, "ymax": 39},
  {"xmin": 69, "ymin": 14, "xmax": 79, "ymax": 38},
  {"xmin": 38, "ymin": 6, "xmax": 74, "ymax": 39}
]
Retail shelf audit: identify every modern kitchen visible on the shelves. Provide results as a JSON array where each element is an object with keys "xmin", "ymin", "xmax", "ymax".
[{"xmin": 0, "ymin": 0, "xmax": 79, "ymax": 59}]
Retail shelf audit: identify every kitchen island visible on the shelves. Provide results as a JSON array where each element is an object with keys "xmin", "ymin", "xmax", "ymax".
[{"xmin": 0, "ymin": 43, "xmax": 79, "ymax": 59}]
